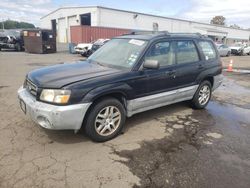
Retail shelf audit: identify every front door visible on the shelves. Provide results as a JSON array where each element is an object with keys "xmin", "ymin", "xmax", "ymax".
[
  {"xmin": 128, "ymin": 40, "xmax": 179, "ymax": 114},
  {"xmin": 144, "ymin": 40, "xmax": 177, "ymax": 95}
]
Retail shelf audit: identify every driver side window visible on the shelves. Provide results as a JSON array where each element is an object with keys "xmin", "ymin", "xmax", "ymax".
[{"xmin": 145, "ymin": 41, "xmax": 175, "ymax": 67}]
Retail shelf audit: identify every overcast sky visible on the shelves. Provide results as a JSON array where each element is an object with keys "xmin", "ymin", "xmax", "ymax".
[{"xmin": 1, "ymin": 0, "xmax": 250, "ymax": 29}]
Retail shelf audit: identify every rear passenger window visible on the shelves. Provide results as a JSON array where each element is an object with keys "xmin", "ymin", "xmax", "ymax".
[
  {"xmin": 176, "ymin": 41, "xmax": 199, "ymax": 64},
  {"xmin": 145, "ymin": 41, "xmax": 175, "ymax": 67},
  {"xmin": 199, "ymin": 41, "xmax": 216, "ymax": 60}
]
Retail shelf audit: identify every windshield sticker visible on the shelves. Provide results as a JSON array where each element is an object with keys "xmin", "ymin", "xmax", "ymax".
[
  {"xmin": 127, "ymin": 53, "xmax": 139, "ymax": 65},
  {"xmin": 129, "ymin": 39, "xmax": 145, "ymax": 46}
]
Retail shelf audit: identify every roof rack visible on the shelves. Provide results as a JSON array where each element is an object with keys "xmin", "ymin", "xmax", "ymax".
[
  {"xmin": 123, "ymin": 30, "xmax": 170, "ymax": 36},
  {"xmin": 123, "ymin": 31, "xmax": 207, "ymax": 38},
  {"xmin": 169, "ymin": 32, "xmax": 207, "ymax": 38}
]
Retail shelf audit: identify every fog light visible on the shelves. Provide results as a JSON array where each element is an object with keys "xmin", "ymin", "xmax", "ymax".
[{"xmin": 37, "ymin": 116, "xmax": 52, "ymax": 129}]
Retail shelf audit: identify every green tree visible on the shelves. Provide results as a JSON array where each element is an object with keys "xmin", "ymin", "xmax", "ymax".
[
  {"xmin": 0, "ymin": 20, "xmax": 35, "ymax": 29},
  {"xmin": 210, "ymin": 16, "xmax": 226, "ymax": 25}
]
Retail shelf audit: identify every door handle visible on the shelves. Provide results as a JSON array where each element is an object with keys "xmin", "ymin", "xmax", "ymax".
[
  {"xmin": 165, "ymin": 70, "xmax": 176, "ymax": 78},
  {"xmin": 197, "ymin": 64, "xmax": 204, "ymax": 69}
]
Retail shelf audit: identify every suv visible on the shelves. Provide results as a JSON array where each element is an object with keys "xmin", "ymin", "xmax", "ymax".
[{"xmin": 18, "ymin": 32, "xmax": 222, "ymax": 142}]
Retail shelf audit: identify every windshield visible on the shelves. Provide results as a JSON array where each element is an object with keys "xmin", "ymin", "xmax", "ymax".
[{"xmin": 88, "ymin": 38, "xmax": 148, "ymax": 69}]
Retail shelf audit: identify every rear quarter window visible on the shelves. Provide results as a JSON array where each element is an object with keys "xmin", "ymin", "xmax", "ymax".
[{"xmin": 199, "ymin": 41, "xmax": 217, "ymax": 61}]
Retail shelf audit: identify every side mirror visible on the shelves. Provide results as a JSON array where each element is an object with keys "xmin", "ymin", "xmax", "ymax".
[{"xmin": 143, "ymin": 59, "xmax": 159, "ymax": 69}]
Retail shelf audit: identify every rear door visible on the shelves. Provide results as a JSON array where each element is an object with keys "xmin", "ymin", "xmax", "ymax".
[{"xmin": 173, "ymin": 40, "xmax": 201, "ymax": 88}]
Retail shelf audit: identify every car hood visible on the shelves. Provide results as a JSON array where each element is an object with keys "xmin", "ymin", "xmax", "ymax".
[
  {"xmin": 28, "ymin": 61, "xmax": 122, "ymax": 88},
  {"xmin": 230, "ymin": 46, "xmax": 242, "ymax": 50},
  {"xmin": 75, "ymin": 43, "xmax": 92, "ymax": 48}
]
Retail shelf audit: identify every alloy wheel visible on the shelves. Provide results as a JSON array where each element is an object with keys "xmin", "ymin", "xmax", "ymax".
[
  {"xmin": 198, "ymin": 85, "xmax": 210, "ymax": 106},
  {"xmin": 95, "ymin": 106, "xmax": 121, "ymax": 136}
]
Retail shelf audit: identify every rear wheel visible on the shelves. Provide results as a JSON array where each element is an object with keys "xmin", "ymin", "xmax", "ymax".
[
  {"xmin": 85, "ymin": 98, "xmax": 126, "ymax": 142},
  {"xmin": 191, "ymin": 81, "xmax": 212, "ymax": 109},
  {"xmin": 226, "ymin": 51, "xmax": 231, "ymax": 57}
]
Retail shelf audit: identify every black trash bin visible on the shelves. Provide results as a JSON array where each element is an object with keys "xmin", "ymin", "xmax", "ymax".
[{"xmin": 23, "ymin": 29, "xmax": 56, "ymax": 54}]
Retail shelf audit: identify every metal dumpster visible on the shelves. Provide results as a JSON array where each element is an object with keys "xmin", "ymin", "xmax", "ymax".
[{"xmin": 23, "ymin": 29, "xmax": 56, "ymax": 54}]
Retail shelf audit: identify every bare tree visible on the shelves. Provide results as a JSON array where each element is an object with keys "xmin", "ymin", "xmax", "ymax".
[{"xmin": 210, "ymin": 16, "xmax": 226, "ymax": 25}]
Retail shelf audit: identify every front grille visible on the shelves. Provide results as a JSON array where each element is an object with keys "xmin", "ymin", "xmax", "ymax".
[
  {"xmin": 231, "ymin": 49, "xmax": 239, "ymax": 54},
  {"xmin": 25, "ymin": 79, "xmax": 37, "ymax": 97}
]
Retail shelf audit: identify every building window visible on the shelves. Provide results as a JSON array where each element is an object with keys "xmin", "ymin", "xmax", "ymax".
[{"xmin": 80, "ymin": 13, "xmax": 91, "ymax": 26}]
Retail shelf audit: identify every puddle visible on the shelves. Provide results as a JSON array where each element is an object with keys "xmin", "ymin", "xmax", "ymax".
[
  {"xmin": 206, "ymin": 101, "xmax": 250, "ymax": 124},
  {"xmin": 114, "ymin": 100, "xmax": 250, "ymax": 187},
  {"xmin": 173, "ymin": 124, "xmax": 184, "ymax": 129},
  {"xmin": 206, "ymin": 132, "xmax": 223, "ymax": 139},
  {"xmin": 115, "ymin": 109, "xmax": 216, "ymax": 187}
]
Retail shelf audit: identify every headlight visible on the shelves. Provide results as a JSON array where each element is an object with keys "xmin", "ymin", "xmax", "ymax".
[{"xmin": 40, "ymin": 89, "xmax": 71, "ymax": 104}]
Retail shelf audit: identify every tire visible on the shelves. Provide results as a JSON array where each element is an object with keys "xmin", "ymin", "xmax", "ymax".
[
  {"xmin": 15, "ymin": 43, "xmax": 21, "ymax": 51},
  {"xmin": 226, "ymin": 51, "xmax": 231, "ymax": 57},
  {"xmin": 84, "ymin": 97, "xmax": 126, "ymax": 142},
  {"xmin": 191, "ymin": 81, "xmax": 212, "ymax": 109}
]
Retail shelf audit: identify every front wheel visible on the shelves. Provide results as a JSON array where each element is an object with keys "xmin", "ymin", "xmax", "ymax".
[
  {"xmin": 15, "ymin": 43, "xmax": 21, "ymax": 51},
  {"xmin": 191, "ymin": 81, "xmax": 212, "ymax": 109},
  {"xmin": 84, "ymin": 98, "xmax": 126, "ymax": 142}
]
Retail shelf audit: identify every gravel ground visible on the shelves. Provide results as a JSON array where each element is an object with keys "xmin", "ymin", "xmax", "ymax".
[{"xmin": 0, "ymin": 52, "xmax": 250, "ymax": 188}]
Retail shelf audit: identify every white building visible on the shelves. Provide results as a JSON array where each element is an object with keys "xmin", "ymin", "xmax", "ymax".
[{"xmin": 40, "ymin": 6, "xmax": 250, "ymax": 44}]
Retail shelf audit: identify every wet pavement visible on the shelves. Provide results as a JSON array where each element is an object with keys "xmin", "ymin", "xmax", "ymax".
[
  {"xmin": 116, "ymin": 100, "xmax": 250, "ymax": 188},
  {"xmin": 0, "ymin": 52, "xmax": 250, "ymax": 188}
]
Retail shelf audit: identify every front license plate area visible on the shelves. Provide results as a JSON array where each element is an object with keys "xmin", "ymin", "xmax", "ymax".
[{"xmin": 19, "ymin": 99, "xmax": 26, "ymax": 114}]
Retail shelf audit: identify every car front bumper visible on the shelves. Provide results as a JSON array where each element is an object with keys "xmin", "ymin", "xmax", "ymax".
[
  {"xmin": 74, "ymin": 48, "xmax": 87, "ymax": 54},
  {"xmin": 17, "ymin": 87, "xmax": 91, "ymax": 130}
]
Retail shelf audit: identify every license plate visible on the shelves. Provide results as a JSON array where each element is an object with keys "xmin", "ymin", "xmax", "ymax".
[{"xmin": 19, "ymin": 99, "xmax": 26, "ymax": 114}]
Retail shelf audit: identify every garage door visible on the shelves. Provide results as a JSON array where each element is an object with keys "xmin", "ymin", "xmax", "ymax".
[
  {"xmin": 58, "ymin": 18, "xmax": 67, "ymax": 43},
  {"xmin": 68, "ymin": 16, "xmax": 77, "ymax": 43}
]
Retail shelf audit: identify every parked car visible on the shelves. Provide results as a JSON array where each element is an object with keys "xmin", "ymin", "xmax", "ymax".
[
  {"xmin": 74, "ymin": 43, "xmax": 93, "ymax": 54},
  {"xmin": 216, "ymin": 43, "xmax": 231, "ymax": 56},
  {"xmin": 230, "ymin": 43, "xmax": 250, "ymax": 55},
  {"xmin": 0, "ymin": 29, "xmax": 24, "ymax": 51},
  {"xmin": 18, "ymin": 32, "xmax": 222, "ymax": 142},
  {"xmin": 81, "ymin": 39, "xmax": 109, "ymax": 57}
]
